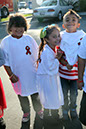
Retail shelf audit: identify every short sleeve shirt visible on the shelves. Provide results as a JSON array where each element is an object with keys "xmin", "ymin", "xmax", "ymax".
[{"xmin": 78, "ymin": 35, "xmax": 86, "ymax": 92}]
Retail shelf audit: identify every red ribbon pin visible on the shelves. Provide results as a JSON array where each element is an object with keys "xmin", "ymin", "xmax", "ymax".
[{"xmin": 25, "ymin": 46, "xmax": 31, "ymax": 55}]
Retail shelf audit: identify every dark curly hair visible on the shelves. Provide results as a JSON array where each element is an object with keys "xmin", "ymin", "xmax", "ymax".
[{"xmin": 7, "ymin": 13, "xmax": 29, "ymax": 34}]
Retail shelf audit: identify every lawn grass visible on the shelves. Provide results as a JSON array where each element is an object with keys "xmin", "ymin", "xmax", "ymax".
[{"xmin": 1, "ymin": 13, "xmax": 32, "ymax": 22}]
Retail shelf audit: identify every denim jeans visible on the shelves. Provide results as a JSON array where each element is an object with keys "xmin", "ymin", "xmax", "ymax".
[{"xmin": 60, "ymin": 77, "xmax": 78, "ymax": 112}]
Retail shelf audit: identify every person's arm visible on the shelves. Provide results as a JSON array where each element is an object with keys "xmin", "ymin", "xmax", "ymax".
[
  {"xmin": 0, "ymin": 108, "xmax": 2, "ymax": 116},
  {"xmin": 56, "ymin": 47, "xmax": 73, "ymax": 70},
  {"xmin": 78, "ymin": 56, "xmax": 85, "ymax": 90},
  {"xmin": 0, "ymin": 49, "xmax": 5, "ymax": 67},
  {"xmin": 4, "ymin": 66, "xmax": 19, "ymax": 83},
  {"xmin": 55, "ymin": 48, "xmax": 63, "ymax": 60},
  {"xmin": 58, "ymin": 56, "xmax": 73, "ymax": 70}
]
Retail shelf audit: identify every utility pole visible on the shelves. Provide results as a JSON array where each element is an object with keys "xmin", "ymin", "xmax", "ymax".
[{"xmin": 13, "ymin": 0, "xmax": 18, "ymax": 12}]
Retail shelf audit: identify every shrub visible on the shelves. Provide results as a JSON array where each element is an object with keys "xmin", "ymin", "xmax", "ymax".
[{"xmin": 79, "ymin": 0, "xmax": 86, "ymax": 11}]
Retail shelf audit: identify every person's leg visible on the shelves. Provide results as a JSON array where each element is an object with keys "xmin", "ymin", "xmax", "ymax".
[
  {"xmin": 70, "ymin": 80, "xmax": 78, "ymax": 119},
  {"xmin": 79, "ymin": 91, "xmax": 86, "ymax": 126},
  {"xmin": 60, "ymin": 77, "xmax": 70, "ymax": 120},
  {"xmin": 31, "ymin": 93, "xmax": 42, "ymax": 112},
  {"xmin": 18, "ymin": 95, "xmax": 30, "ymax": 129},
  {"xmin": 31, "ymin": 93, "xmax": 43, "ymax": 129},
  {"xmin": 0, "ymin": 117, "xmax": 6, "ymax": 129},
  {"xmin": 69, "ymin": 81, "xmax": 83, "ymax": 128}
]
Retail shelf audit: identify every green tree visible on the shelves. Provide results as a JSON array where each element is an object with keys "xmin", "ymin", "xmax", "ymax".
[{"xmin": 79, "ymin": 0, "xmax": 86, "ymax": 11}]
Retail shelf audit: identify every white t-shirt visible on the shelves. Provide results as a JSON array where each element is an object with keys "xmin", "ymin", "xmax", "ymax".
[
  {"xmin": 78, "ymin": 35, "xmax": 86, "ymax": 93},
  {"xmin": 60, "ymin": 30, "xmax": 85, "ymax": 65},
  {"xmin": 37, "ymin": 45, "xmax": 64, "ymax": 109},
  {"xmin": 1, "ymin": 34, "xmax": 38, "ymax": 96}
]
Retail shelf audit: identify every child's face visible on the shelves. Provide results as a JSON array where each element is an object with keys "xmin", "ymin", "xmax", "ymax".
[
  {"xmin": 46, "ymin": 29, "xmax": 61, "ymax": 49},
  {"xmin": 10, "ymin": 26, "xmax": 25, "ymax": 37},
  {"xmin": 63, "ymin": 14, "xmax": 80, "ymax": 33}
]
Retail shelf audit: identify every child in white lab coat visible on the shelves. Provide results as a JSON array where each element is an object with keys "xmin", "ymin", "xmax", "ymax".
[{"xmin": 37, "ymin": 24, "xmax": 64, "ymax": 129}]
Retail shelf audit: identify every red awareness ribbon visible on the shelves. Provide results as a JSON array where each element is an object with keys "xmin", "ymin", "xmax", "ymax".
[{"xmin": 25, "ymin": 46, "xmax": 31, "ymax": 55}]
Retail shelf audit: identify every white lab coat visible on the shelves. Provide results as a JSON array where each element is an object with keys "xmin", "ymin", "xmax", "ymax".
[{"xmin": 37, "ymin": 44, "xmax": 64, "ymax": 109}]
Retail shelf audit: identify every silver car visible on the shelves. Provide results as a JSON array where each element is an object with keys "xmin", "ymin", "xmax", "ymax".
[
  {"xmin": 33, "ymin": 0, "xmax": 73, "ymax": 22},
  {"xmin": 18, "ymin": 2, "xmax": 27, "ymax": 9}
]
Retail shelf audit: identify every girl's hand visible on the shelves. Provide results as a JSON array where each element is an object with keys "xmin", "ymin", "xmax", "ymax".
[
  {"xmin": 9, "ymin": 74, "xmax": 19, "ymax": 83},
  {"xmin": 56, "ymin": 48, "xmax": 64, "ymax": 60},
  {"xmin": 66, "ymin": 64, "xmax": 73, "ymax": 70},
  {"xmin": 55, "ymin": 53, "xmax": 63, "ymax": 60}
]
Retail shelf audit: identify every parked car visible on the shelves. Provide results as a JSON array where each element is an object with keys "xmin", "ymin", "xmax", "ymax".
[
  {"xmin": 18, "ymin": 2, "xmax": 27, "ymax": 9},
  {"xmin": 33, "ymin": 0, "xmax": 73, "ymax": 22}
]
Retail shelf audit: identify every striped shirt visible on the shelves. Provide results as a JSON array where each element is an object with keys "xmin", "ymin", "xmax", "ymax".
[{"xmin": 59, "ymin": 53, "xmax": 78, "ymax": 80}]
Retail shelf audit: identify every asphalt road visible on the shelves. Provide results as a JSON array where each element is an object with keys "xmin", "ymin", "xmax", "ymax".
[{"xmin": 0, "ymin": 15, "xmax": 86, "ymax": 129}]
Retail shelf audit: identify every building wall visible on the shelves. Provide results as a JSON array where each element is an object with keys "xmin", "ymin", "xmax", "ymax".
[
  {"xmin": 13, "ymin": 0, "xmax": 18, "ymax": 12},
  {"xmin": 32, "ymin": 0, "xmax": 38, "ymax": 9},
  {"xmin": 32, "ymin": 0, "xmax": 45, "ymax": 9}
]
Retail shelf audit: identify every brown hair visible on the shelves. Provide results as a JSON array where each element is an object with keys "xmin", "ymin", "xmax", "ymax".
[
  {"xmin": 38, "ymin": 24, "xmax": 60, "ymax": 61},
  {"xmin": 7, "ymin": 13, "xmax": 28, "ymax": 34}
]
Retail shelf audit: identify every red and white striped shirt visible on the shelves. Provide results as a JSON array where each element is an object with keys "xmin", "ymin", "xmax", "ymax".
[{"xmin": 59, "ymin": 53, "xmax": 78, "ymax": 80}]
